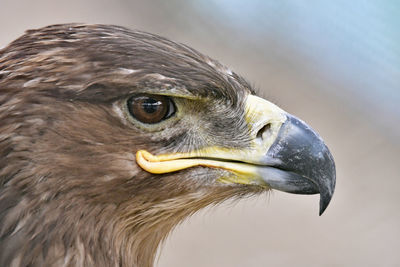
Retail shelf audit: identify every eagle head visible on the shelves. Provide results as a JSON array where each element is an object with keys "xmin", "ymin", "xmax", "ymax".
[{"xmin": 0, "ymin": 24, "xmax": 335, "ymax": 267}]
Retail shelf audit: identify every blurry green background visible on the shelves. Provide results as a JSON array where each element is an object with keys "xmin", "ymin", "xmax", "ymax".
[{"xmin": 1, "ymin": 1, "xmax": 399, "ymax": 266}]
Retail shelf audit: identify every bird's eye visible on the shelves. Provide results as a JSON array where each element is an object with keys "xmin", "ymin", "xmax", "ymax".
[{"xmin": 127, "ymin": 95, "xmax": 175, "ymax": 124}]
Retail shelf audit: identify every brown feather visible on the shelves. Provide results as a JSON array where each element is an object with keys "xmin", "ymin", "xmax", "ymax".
[{"xmin": 0, "ymin": 24, "xmax": 259, "ymax": 267}]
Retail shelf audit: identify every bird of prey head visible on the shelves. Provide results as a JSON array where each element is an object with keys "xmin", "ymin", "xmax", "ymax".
[{"xmin": 0, "ymin": 24, "xmax": 335, "ymax": 267}]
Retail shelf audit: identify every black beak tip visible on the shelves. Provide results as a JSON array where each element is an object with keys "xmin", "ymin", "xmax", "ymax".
[
  {"xmin": 318, "ymin": 161, "xmax": 336, "ymax": 216},
  {"xmin": 319, "ymin": 191, "xmax": 333, "ymax": 216}
]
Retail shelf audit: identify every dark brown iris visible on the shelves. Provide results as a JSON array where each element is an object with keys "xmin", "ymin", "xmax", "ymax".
[{"xmin": 127, "ymin": 95, "xmax": 174, "ymax": 124}]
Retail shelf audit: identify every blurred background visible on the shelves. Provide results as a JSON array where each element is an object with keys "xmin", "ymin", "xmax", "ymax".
[{"xmin": 1, "ymin": 1, "xmax": 399, "ymax": 266}]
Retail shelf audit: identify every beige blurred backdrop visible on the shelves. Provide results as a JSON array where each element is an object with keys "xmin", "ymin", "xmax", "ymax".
[{"xmin": 1, "ymin": 1, "xmax": 399, "ymax": 266}]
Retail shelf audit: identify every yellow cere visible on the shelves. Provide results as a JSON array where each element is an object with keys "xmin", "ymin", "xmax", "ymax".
[{"xmin": 244, "ymin": 95, "xmax": 286, "ymax": 153}]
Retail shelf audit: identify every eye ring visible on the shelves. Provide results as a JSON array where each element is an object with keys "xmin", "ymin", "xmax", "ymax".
[{"xmin": 127, "ymin": 94, "xmax": 176, "ymax": 124}]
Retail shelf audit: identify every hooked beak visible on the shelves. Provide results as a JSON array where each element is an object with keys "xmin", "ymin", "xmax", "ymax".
[
  {"xmin": 136, "ymin": 95, "xmax": 336, "ymax": 215},
  {"xmin": 258, "ymin": 114, "xmax": 336, "ymax": 215}
]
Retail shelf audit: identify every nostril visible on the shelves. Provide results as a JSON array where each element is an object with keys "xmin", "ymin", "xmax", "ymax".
[{"xmin": 256, "ymin": 123, "xmax": 272, "ymax": 141}]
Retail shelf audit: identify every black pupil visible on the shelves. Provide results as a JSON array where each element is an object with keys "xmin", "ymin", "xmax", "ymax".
[{"xmin": 142, "ymin": 98, "xmax": 161, "ymax": 113}]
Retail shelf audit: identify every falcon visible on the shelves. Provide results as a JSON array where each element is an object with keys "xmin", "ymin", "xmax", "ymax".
[{"xmin": 0, "ymin": 24, "xmax": 335, "ymax": 267}]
